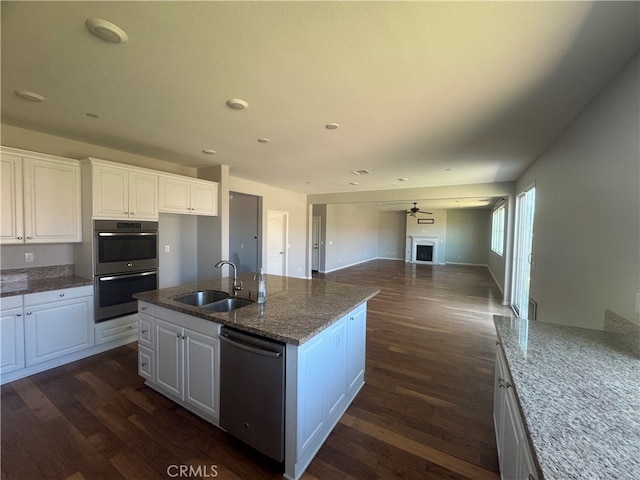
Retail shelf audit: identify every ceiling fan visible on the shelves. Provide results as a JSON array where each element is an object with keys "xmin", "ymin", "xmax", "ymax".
[{"xmin": 402, "ymin": 202, "xmax": 433, "ymax": 217}]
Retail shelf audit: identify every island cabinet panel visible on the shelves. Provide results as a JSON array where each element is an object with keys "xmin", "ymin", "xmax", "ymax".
[
  {"xmin": 141, "ymin": 304, "xmax": 221, "ymax": 424},
  {"xmin": 285, "ymin": 303, "xmax": 367, "ymax": 480}
]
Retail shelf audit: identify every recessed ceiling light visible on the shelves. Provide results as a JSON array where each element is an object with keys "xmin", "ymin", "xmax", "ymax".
[
  {"xmin": 257, "ymin": 138, "xmax": 270, "ymax": 143},
  {"xmin": 202, "ymin": 149, "xmax": 216, "ymax": 155},
  {"xmin": 445, "ymin": 168, "xmax": 452, "ymax": 171},
  {"xmin": 14, "ymin": 90, "xmax": 45, "ymax": 102},
  {"xmin": 226, "ymin": 98, "xmax": 248, "ymax": 110},
  {"xmin": 398, "ymin": 178, "xmax": 409, "ymax": 182},
  {"xmin": 350, "ymin": 182, "xmax": 359, "ymax": 186},
  {"xmin": 325, "ymin": 123, "xmax": 340, "ymax": 130},
  {"xmin": 85, "ymin": 18, "xmax": 128, "ymax": 43}
]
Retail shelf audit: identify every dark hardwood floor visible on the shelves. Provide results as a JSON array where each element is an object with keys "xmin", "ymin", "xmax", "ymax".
[{"xmin": 1, "ymin": 260, "xmax": 511, "ymax": 480}]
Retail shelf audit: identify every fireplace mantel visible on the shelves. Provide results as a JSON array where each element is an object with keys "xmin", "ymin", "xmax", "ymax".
[{"xmin": 409, "ymin": 236, "xmax": 439, "ymax": 264}]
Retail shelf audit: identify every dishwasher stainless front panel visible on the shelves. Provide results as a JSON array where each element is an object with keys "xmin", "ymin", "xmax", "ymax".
[{"xmin": 219, "ymin": 327, "xmax": 285, "ymax": 462}]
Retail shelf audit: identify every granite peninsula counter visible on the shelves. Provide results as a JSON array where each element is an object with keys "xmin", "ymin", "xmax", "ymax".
[
  {"xmin": 494, "ymin": 315, "xmax": 640, "ymax": 480},
  {"xmin": 134, "ymin": 273, "xmax": 380, "ymax": 345}
]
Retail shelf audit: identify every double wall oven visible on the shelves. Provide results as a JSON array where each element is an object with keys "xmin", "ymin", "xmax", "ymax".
[{"xmin": 93, "ymin": 220, "xmax": 158, "ymax": 322}]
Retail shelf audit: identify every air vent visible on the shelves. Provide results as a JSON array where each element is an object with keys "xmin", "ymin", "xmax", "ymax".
[{"xmin": 351, "ymin": 169, "xmax": 371, "ymax": 175}]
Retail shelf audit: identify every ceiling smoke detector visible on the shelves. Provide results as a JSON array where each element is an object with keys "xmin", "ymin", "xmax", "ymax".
[
  {"xmin": 85, "ymin": 18, "xmax": 128, "ymax": 43},
  {"xmin": 226, "ymin": 98, "xmax": 248, "ymax": 110}
]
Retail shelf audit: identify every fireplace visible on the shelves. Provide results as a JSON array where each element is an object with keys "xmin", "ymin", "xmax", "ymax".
[{"xmin": 410, "ymin": 236, "xmax": 439, "ymax": 264}]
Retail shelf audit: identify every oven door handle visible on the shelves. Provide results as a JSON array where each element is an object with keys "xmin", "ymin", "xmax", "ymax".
[
  {"xmin": 97, "ymin": 232, "xmax": 157, "ymax": 236},
  {"xmin": 99, "ymin": 271, "xmax": 157, "ymax": 281}
]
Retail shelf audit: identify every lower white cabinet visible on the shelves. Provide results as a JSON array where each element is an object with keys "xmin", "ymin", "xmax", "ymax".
[
  {"xmin": 139, "ymin": 303, "xmax": 220, "ymax": 423},
  {"xmin": 494, "ymin": 342, "xmax": 539, "ymax": 480},
  {"xmin": 286, "ymin": 303, "xmax": 367, "ymax": 479},
  {"xmin": 94, "ymin": 314, "xmax": 137, "ymax": 345},
  {"xmin": 24, "ymin": 286, "xmax": 94, "ymax": 366},
  {"xmin": 0, "ymin": 296, "xmax": 25, "ymax": 375}
]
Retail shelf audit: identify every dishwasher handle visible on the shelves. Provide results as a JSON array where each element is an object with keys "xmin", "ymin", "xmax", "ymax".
[{"xmin": 220, "ymin": 332, "xmax": 282, "ymax": 359}]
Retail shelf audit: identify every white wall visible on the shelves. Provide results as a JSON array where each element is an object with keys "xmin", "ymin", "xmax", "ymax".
[
  {"xmin": 377, "ymin": 211, "xmax": 406, "ymax": 260},
  {"xmin": 229, "ymin": 176, "xmax": 308, "ymax": 278},
  {"xmin": 323, "ymin": 204, "xmax": 379, "ymax": 272},
  {"xmin": 158, "ymin": 213, "xmax": 197, "ymax": 288},
  {"xmin": 516, "ymin": 53, "xmax": 639, "ymax": 329},
  {"xmin": 445, "ymin": 209, "xmax": 490, "ymax": 265}
]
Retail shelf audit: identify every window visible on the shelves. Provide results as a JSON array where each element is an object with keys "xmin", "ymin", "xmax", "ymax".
[{"xmin": 491, "ymin": 205, "xmax": 505, "ymax": 255}]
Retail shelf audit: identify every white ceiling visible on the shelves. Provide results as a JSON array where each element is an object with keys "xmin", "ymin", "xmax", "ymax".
[{"xmin": 2, "ymin": 1, "xmax": 638, "ymax": 207}]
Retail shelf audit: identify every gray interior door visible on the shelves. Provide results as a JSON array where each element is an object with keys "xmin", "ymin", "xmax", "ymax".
[{"xmin": 229, "ymin": 192, "xmax": 261, "ymax": 274}]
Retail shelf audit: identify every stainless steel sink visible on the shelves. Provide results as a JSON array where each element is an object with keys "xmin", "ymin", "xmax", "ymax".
[
  {"xmin": 173, "ymin": 290, "xmax": 230, "ymax": 306},
  {"xmin": 204, "ymin": 297, "xmax": 254, "ymax": 312}
]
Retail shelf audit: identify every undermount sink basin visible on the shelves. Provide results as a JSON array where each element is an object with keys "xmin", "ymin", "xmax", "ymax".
[
  {"xmin": 173, "ymin": 290, "xmax": 230, "ymax": 307},
  {"xmin": 203, "ymin": 297, "xmax": 254, "ymax": 312}
]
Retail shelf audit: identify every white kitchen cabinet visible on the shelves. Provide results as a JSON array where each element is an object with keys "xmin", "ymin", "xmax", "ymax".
[
  {"xmin": 346, "ymin": 304, "xmax": 367, "ymax": 393},
  {"xmin": 94, "ymin": 313, "xmax": 137, "ymax": 345},
  {"xmin": 142, "ymin": 305, "xmax": 221, "ymax": 423},
  {"xmin": 494, "ymin": 342, "xmax": 539, "ymax": 480},
  {"xmin": 0, "ymin": 296, "xmax": 25, "ymax": 375},
  {"xmin": 24, "ymin": 286, "xmax": 94, "ymax": 366},
  {"xmin": 85, "ymin": 159, "xmax": 158, "ymax": 220},
  {"xmin": 325, "ymin": 318, "xmax": 348, "ymax": 419},
  {"xmin": 158, "ymin": 174, "xmax": 218, "ymax": 216},
  {"xmin": 1, "ymin": 147, "xmax": 82, "ymax": 244}
]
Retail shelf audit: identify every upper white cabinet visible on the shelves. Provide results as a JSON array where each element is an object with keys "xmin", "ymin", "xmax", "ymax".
[
  {"xmin": 159, "ymin": 174, "xmax": 218, "ymax": 216},
  {"xmin": 84, "ymin": 159, "xmax": 158, "ymax": 220},
  {"xmin": 1, "ymin": 147, "xmax": 82, "ymax": 244}
]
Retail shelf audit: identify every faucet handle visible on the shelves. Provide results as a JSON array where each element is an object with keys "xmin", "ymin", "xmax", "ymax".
[{"xmin": 235, "ymin": 279, "xmax": 243, "ymax": 292}]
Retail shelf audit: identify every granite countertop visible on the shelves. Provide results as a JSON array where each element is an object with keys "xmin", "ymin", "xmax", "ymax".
[
  {"xmin": 494, "ymin": 315, "xmax": 640, "ymax": 480},
  {"xmin": 0, "ymin": 265, "xmax": 93, "ymax": 297},
  {"xmin": 134, "ymin": 273, "xmax": 380, "ymax": 345}
]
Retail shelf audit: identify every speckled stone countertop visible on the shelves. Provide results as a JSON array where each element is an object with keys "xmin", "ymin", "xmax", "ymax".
[
  {"xmin": 134, "ymin": 273, "xmax": 380, "ymax": 345},
  {"xmin": 0, "ymin": 265, "xmax": 93, "ymax": 297},
  {"xmin": 494, "ymin": 315, "xmax": 640, "ymax": 480}
]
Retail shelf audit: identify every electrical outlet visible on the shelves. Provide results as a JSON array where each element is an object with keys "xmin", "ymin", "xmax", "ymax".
[
  {"xmin": 25, "ymin": 252, "xmax": 34, "ymax": 263},
  {"xmin": 164, "ymin": 245, "xmax": 170, "ymax": 253}
]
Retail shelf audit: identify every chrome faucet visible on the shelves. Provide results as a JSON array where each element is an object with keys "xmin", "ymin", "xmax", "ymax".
[{"xmin": 215, "ymin": 260, "xmax": 243, "ymax": 294}]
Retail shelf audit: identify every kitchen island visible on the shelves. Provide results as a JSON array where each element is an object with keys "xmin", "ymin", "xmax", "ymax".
[{"xmin": 134, "ymin": 273, "xmax": 379, "ymax": 480}]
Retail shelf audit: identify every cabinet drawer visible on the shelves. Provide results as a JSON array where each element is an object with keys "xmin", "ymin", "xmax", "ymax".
[
  {"xmin": 138, "ymin": 345, "xmax": 154, "ymax": 381},
  {"xmin": 95, "ymin": 315, "xmax": 138, "ymax": 345},
  {"xmin": 138, "ymin": 301, "xmax": 154, "ymax": 316},
  {"xmin": 139, "ymin": 313, "xmax": 154, "ymax": 348},
  {"xmin": 0, "ymin": 295, "xmax": 23, "ymax": 310},
  {"xmin": 24, "ymin": 285, "xmax": 93, "ymax": 306}
]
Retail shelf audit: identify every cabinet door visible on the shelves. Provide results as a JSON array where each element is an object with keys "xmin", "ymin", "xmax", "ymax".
[
  {"xmin": 184, "ymin": 329, "xmax": 219, "ymax": 419},
  {"xmin": 139, "ymin": 313, "xmax": 154, "ymax": 348},
  {"xmin": 0, "ymin": 154, "xmax": 24, "ymax": 244},
  {"xmin": 128, "ymin": 171, "xmax": 158, "ymax": 219},
  {"xmin": 23, "ymin": 157, "xmax": 81, "ymax": 243},
  {"xmin": 154, "ymin": 318, "xmax": 183, "ymax": 397},
  {"xmin": 297, "ymin": 334, "xmax": 326, "ymax": 457},
  {"xmin": 93, "ymin": 164, "xmax": 129, "ymax": 219},
  {"xmin": 1, "ymin": 308, "xmax": 25, "ymax": 374},
  {"xmin": 325, "ymin": 319, "xmax": 348, "ymax": 419},
  {"xmin": 138, "ymin": 345, "xmax": 154, "ymax": 382},
  {"xmin": 158, "ymin": 176, "xmax": 191, "ymax": 214},
  {"xmin": 346, "ymin": 305, "xmax": 366, "ymax": 393},
  {"xmin": 190, "ymin": 181, "xmax": 218, "ymax": 216},
  {"xmin": 494, "ymin": 345, "xmax": 507, "ymax": 460},
  {"xmin": 24, "ymin": 297, "xmax": 94, "ymax": 366}
]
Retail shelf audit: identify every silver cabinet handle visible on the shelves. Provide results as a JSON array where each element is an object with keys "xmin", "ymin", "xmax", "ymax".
[
  {"xmin": 17, "ymin": 236, "xmax": 23, "ymax": 240},
  {"xmin": 141, "ymin": 362, "xmax": 147, "ymax": 367},
  {"xmin": 26, "ymin": 236, "xmax": 32, "ymax": 239},
  {"xmin": 141, "ymin": 329, "xmax": 148, "ymax": 334},
  {"xmin": 26, "ymin": 311, "xmax": 32, "ymax": 315},
  {"xmin": 176, "ymin": 333, "xmax": 181, "ymax": 338},
  {"xmin": 16, "ymin": 313, "xmax": 22, "ymax": 317},
  {"xmin": 506, "ymin": 382, "xmax": 512, "ymax": 389},
  {"xmin": 59, "ymin": 293, "xmax": 65, "ymax": 297}
]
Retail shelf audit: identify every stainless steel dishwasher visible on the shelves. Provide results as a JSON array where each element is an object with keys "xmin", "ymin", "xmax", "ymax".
[{"xmin": 219, "ymin": 326, "xmax": 285, "ymax": 462}]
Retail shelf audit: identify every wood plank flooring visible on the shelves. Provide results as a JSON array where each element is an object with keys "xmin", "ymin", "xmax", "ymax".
[{"xmin": 1, "ymin": 260, "xmax": 511, "ymax": 480}]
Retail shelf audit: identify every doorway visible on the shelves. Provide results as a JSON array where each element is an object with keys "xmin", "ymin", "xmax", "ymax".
[
  {"xmin": 312, "ymin": 216, "xmax": 320, "ymax": 272},
  {"xmin": 229, "ymin": 192, "xmax": 261, "ymax": 274},
  {"xmin": 266, "ymin": 210, "xmax": 288, "ymax": 275},
  {"xmin": 512, "ymin": 186, "xmax": 536, "ymax": 319}
]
